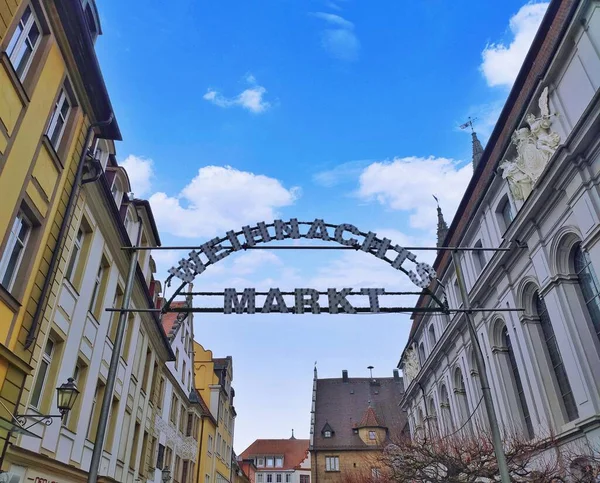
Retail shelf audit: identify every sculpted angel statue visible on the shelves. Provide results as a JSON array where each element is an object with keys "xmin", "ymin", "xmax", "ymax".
[
  {"xmin": 500, "ymin": 86, "xmax": 561, "ymax": 201},
  {"xmin": 403, "ymin": 347, "xmax": 420, "ymax": 383}
]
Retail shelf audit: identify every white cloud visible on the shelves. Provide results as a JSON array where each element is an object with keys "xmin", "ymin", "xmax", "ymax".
[
  {"xmin": 203, "ymin": 74, "xmax": 272, "ymax": 114},
  {"xmin": 120, "ymin": 155, "xmax": 154, "ymax": 197},
  {"xmin": 232, "ymin": 251, "xmax": 283, "ymax": 275},
  {"xmin": 357, "ymin": 156, "xmax": 472, "ymax": 231},
  {"xmin": 481, "ymin": 2, "xmax": 549, "ymax": 88},
  {"xmin": 149, "ymin": 166, "xmax": 299, "ymax": 239},
  {"xmin": 313, "ymin": 12, "xmax": 360, "ymax": 62},
  {"xmin": 313, "ymin": 160, "xmax": 371, "ymax": 187}
]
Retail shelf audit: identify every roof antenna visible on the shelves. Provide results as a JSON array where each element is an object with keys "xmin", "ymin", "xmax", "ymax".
[{"xmin": 367, "ymin": 365, "xmax": 374, "ymax": 379}]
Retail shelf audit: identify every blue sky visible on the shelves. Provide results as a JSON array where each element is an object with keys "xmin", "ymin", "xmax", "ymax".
[{"xmin": 96, "ymin": 0, "xmax": 549, "ymax": 452}]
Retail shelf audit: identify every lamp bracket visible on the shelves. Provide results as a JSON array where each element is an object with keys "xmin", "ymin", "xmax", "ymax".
[{"xmin": 14, "ymin": 413, "xmax": 63, "ymax": 431}]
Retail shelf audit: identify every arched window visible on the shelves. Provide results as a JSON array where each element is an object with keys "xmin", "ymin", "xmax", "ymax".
[
  {"xmin": 416, "ymin": 408, "xmax": 425, "ymax": 440},
  {"xmin": 454, "ymin": 367, "xmax": 471, "ymax": 432},
  {"xmin": 473, "ymin": 239, "xmax": 486, "ymax": 274},
  {"xmin": 418, "ymin": 342, "xmax": 426, "ymax": 366},
  {"xmin": 427, "ymin": 397, "xmax": 438, "ymax": 436},
  {"xmin": 534, "ymin": 292, "xmax": 579, "ymax": 422},
  {"xmin": 439, "ymin": 385, "xmax": 454, "ymax": 434},
  {"xmin": 428, "ymin": 324, "xmax": 436, "ymax": 348},
  {"xmin": 503, "ymin": 326, "xmax": 534, "ymax": 439},
  {"xmin": 573, "ymin": 244, "xmax": 600, "ymax": 340}
]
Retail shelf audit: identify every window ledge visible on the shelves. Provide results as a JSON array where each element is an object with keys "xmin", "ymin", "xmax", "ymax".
[
  {"xmin": 0, "ymin": 52, "xmax": 30, "ymax": 106},
  {"xmin": 0, "ymin": 283, "xmax": 21, "ymax": 313}
]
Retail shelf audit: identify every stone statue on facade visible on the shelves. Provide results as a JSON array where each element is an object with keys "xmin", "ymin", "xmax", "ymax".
[
  {"xmin": 500, "ymin": 87, "xmax": 561, "ymax": 201},
  {"xmin": 402, "ymin": 346, "xmax": 420, "ymax": 384}
]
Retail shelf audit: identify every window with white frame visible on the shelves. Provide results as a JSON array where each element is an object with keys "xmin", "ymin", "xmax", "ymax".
[
  {"xmin": 30, "ymin": 338, "xmax": 54, "ymax": 408},
  {"xmin": 0, "ymin": 209, "xmax": 32, "ymax": 292},
  {"xmin": 276, "ymin": 474, "xmax": 281, "ymax": 483},
  {"xmin": 472, "ymin": 239, "xmax": 486, "ymax": 274},
  {"xmin": 324, "ymin": 430, "xmax": 331, "ymax": 438},
  {"xmin": 275, "ymin": 457, "xmax": 283, "ymax": 468},
  {"xmin": 325, "ymin": 456, "xmax": 339, "ymax": 472},
  {"xmin": 257, "ymin": 458, "xmax": 265, "ymax": 467},
  {"xmin": 207, "ymin": 434, "xmax": 213, "ymax": 454},
  {"xmin": 299, "ymin": 476, "xmax": 309, "ymax": 483},
  {"xmin": 266, "ymin": 457, "xmax": 274, "ymax": 468},
  {"xmin": 65, "ymin": 228, "xmax": 84, "ymax": 282},
  {"xmin": 497, "ymin": 196, "xmax": 514, "ymax": 232},
  {"xmin": 266, "ymin": 475, "xmax": 272, "ymax": 483},
  {"xmin": 257, "ymin": 474, "xmax": 264, "ymax": 483},
  {"xmin": 369, "ymin": 430, "xmax": 376, "ymax": 440},
  {"xmin": 47, "ymin": 88, "xmax": 71, "ymax": 150},
  {"xmin": 6, "ymin": 5, "xmax": 42, "ymax": 81},
  {"xmin": 285, "ymin": 474, "xmax": 291, "ymax": 483}
]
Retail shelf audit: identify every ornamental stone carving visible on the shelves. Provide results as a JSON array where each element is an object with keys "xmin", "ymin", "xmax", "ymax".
[
  {"xmin": 500, "ymin": 87, "xmax": 561, "ymax": 201},
  {"xmin": 402, "ymin": 347, "xmax": 420, "ymax": 385}
]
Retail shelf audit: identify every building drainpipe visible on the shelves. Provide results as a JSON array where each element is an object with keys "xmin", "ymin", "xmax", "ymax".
[
  {"xmin": 196, "ymin": 416, "xmax": 205, "ymax": 483},
  {"xmin": 24, "ymin": 114, "xmax": 114, "ymax": 350}
]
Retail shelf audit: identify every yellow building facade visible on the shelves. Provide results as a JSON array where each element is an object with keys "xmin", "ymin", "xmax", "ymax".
[
  {"xmin": 193, "ymin": 342, "xmax": 236, "ymax": 483},
  {"xmin": 0, "ymin": 0, "xmax": 119, "ymax": 469}
]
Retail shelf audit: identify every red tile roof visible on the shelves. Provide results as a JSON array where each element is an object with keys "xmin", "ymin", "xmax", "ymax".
[
  {"xmin": 357, "ymin": 405, "xmax": 383, "ymax": 428},
  {"xmin": 161, "ymin": 301, "xmax": 186, "ymax": 336},
  {"xmin": 240, "ymin": 439, "xmax": 309, "ymax": 471}
]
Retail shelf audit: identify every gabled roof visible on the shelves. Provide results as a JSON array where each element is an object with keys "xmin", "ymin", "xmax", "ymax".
[
  {"xmin": 356, "ymin": 405, "xmax": 384, "ymax": 428},
  {"xmin": 321, "ymin": 422, "xmax": 334, "ymax": 435},
  {"xmin": 312, "ymin": 377, "xmax": 406, "ymax": 450},
  {"xmin": 240, "ymin": 439, "xmax": 309, "ymax": 471}
]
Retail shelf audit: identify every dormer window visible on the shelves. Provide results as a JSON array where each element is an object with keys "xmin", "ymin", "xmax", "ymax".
[
  {"xmin": 321, "ymin": 422, "xmax": 334, "ymax": 438},
  {"xmin": 256, "ymin": 458, "xmax": 264, "ymax": 467},
  {"xmin": 368, "ymin": 431, "xmax": 376, "ymax": 440},
  {"xmin": 324, "ymin": 431, "xmax": 331, "ymax": 438},
  {"xmin": 275, "ymin": 457, "xmax": 283, "ymax": 467}
]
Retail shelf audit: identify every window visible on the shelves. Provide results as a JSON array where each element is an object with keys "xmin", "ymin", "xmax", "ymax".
[
  {"xmin": 325, "ymin": 456, "xmax": 339, "ymax": 472},
  {"xmin": 371, "ymin": 468, "xmax": 381, "ymax": 480},
  {"xmin": 165, "ymin": 446, "xmax": 173, "ymax": 471},
  {"xmin": 129, "ymin": 421, "xmax": 140, "ymax": 469},
  {"xmin": 65, "ymin": 360, "xmax": 87, "ymax": 430},
  {"xmin": 139, "ymin": 431, "xmax": 149, "ymax": 476},
  {"xmin": 0, "ymin": 210, "xmax": 32, "ymax": 292},
  {"xmin": 275, "ymin": 457, "xmax": 283, "ymax": 468},
  {"xmin": 87, "ymin": 380, "xmax": 106, "ymax": 442},
  {"xmin": 534, "ymin": 292, "xmax": 579, "ymax": 422},
  {"xmin": 207, "ymin": 434, "xmax": 213, "ymax": 454},
  {"xmin": 175, "ymin": 348, "xmax": 180, "ymax": 370},
  {"xmin": 574, "ymin": 245, "xmax": 600, "ymax": 340},
  {"xmin": 324, "ymin": 430, "xmax": 331, "ymax": 438},
  {"xmin": 418, "ymin": 342, "xmax": 426, "ymax": 365},
  {"xmin": 440, "ymin": 384, "xmax": 454, "ymax": 435},
  {"xmin": 89, "ymin": 257, "xmax": 109, "ymax": 319},
  {"xmin": 6, "ymin": 5, "xmax": 41, "ymax": 81},
  {"xmin": 300, "ymin": 476, "xmax": 310, "ymax": 483},
  {"xmin": 473, "ymin": 240, "xmax": 486, "ymax": 274},
  {"xmin": 266, "ymin": 457, "xmax": 274, "ymax": 468},
  {"xmin": 257, "ymin": 457, "xmax": 264, "ymax": 467},
  {"xmin": 428, "ymin": 324, "xmax": 436, "ymax": 348},
  {"xmin": 46, "ymin": 88, "xmax": 71, "ymax": 150},
  {"xmin": 205, "ymin": 475, "xmax": 210, "ymax": 483},
  {"xmin": 170, "ymin": 395, "xmax": 178, "ymax": 424},
  {"xmin": 157, "ymin": 443, "xmax": 165, "ymax": 469},
  {"xmin": 503, "ymin": 327, "xmax": 533, "ymax": 439},
  {"xmin": 257, "ymin": 474, "xmax": 264, "ymax": 483},
  {"xmin": 30, "ymin": 338, "xmax": 54, "ymax": 409},
  {"xmin": 104, "ymin": 396, "xmax": 120, "ymax": 453},
  {"xmin": 65, "ymin": 228, "xmax": 84, "ymax": 282},
  {"xmin": 498, "ymin": 197, "xmax": 514, "ymax": 231},
  {"xmin": 285, "ymin": 474, "xmax": 291, "ymax": 483},
  {"xmin": 174, "ymin": 455, "xmax": 181, "ymax": 483},
  {"xmin": 182, "ymin": 361, "xmax": 187, "ymax": 385},
  {"xmin": 142, "ymin": 347, "xmax": 152, "ymax": 392},
  {"xmin": 454, "ymin": 368, "xmax": 471, "ymax": 431},
  {"xmin": 368, "ymin": 431, "xmax": 376, "ymax": 440},
  {"xmin": 267, "ymin": 475, "xmax": 272, "ymax": 483},
  {"xmin": 276, "ymin": 475, "xmax": 282, "ymax": 483},
  {"xmin": 186, "ymin": 412, "xmax": 194, "ymax": 437},
  {"xmin": 118, "ymin": 409, "xmax": 131, "ymax": 462}
]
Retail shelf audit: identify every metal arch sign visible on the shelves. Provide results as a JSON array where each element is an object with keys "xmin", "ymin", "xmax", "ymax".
[{"xmin": 165, "ymin": 219, "xmax": 439, "ymax": 315}]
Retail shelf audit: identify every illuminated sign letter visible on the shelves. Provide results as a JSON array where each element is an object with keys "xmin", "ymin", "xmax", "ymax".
[
  {"xmin": 224, "ymin": 288, "xmax": 256, "ymax": 314},
  {"xmin": 295, "ymin": 289, "xmax": 321, "ymax": 314},
  {"xmin": 168, "ymin": 259, "xmax": 196, "ymax": 283},
  {"xmin": 306, "ymin": 219, "xmax": 331, "ymax": 240},
  {"xmin": 408, "ymin": 263, "xmax": 436, "ymax": 289},
  {"xmin": 327, "ymin": 288, "xmax": 356, "ymax": 314},
  {"xmin": 262, "ymin": 288, "xmax": 289, "ymax": 313},
  {"xmin": 360, "ymin": 288, "xmax": 385, "ymax": 313},
  {"xmin": 274, "ymin": 218, "xmax": 300, "ymax": 240},
  {"xmin": 200, "ymin": 237, "xmax": 229, "ymax": 264},
  {"xmin": 334, "ymin": 224, "xmax": 360, "ymax": 247}
]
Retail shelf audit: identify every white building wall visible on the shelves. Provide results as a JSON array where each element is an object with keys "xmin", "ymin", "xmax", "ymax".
[{"xmin": 401, "ymin": 0, "xmax": 600, "ymax": 460}]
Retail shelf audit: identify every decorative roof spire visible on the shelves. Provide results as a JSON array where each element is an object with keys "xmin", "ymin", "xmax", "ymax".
[
  {"xmin": 291, "ymin": 429, "xmax": 296, "ymax": 440},
  {"xmin": 460, "ymin": 117, "xmax": 484, "ymax": 169},
  {"xmin": 433, "ymin": 195, "xmax": 448, "ymax": 249},
  {"xmin": 471, "ymin": 131, "xmax": 484, "ymax": 169}
]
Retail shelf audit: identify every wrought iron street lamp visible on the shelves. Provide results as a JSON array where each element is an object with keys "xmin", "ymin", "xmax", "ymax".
[
  {"xmin": 56, "ymin": 377, "xmax": 79, "ymax": 418},
  {"xmin": 15, "ymin": 377, "xmax": 79, "ymax": 431},
  {"xmin": 161, "ymin": 467, "xmax": 171, "ymax": 483}
]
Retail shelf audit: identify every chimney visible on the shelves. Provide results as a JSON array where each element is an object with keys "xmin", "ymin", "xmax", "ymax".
[
  {"xmin": 342, "ymin": 370, "xmax": 349, "ymax": 382},
  {"xmin": 393, "ymin": 369, "xmax": 400, "ymax": 381}
]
